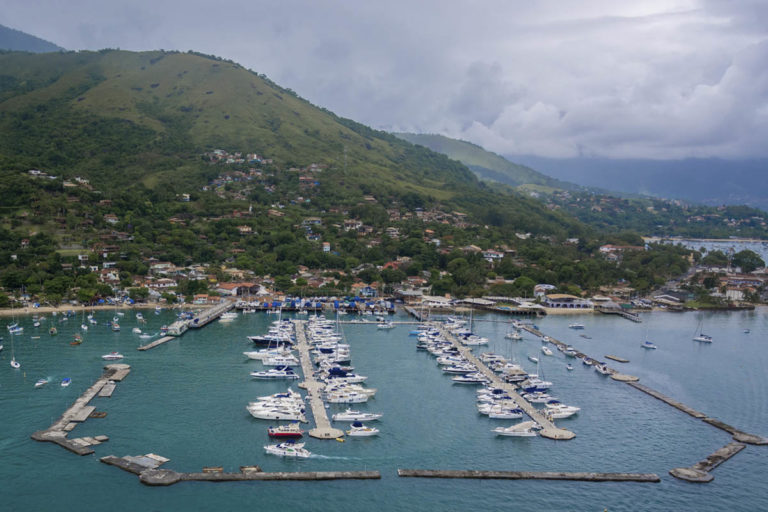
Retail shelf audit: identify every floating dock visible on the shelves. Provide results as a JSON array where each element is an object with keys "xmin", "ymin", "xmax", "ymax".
[
  {"xmin": 293, "ymin": 320, "xmax": 344, "ymax": 440},
  {"xmin": 398, "ymin": 469, "xmax": 660, "ymax": 482},
  {"xmin": 31, "ymin": 364, "xmax": 130, "ymax": 455},
  {"xmin": 101, "ymin": 454, "xmax": 379, "ymax": 485},
  {"xmin": 435, "ymin": 325, "xmax": 575, "ymax": 441}
]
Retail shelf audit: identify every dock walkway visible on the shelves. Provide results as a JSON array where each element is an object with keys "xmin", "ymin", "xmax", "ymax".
[
  {"xmin": 435, "ymin": 325, "xmax": 575, "ymax": 440},
  {"xmin": 137, "ymin": 336, "xmax": 175, "ymax": 351},
  {"xmin": 293, "ymin": 320, "xmax": 344, "ymax": 439}
]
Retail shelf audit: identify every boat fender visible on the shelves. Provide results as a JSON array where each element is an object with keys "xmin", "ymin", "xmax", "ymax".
[{"xmin": 336, "ymin": 438, "xmax": 345, "ymax": 442}]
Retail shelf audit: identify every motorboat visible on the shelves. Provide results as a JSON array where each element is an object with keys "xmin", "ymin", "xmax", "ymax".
[
  {"xmin": 263, "ymin": 354, "xmax": 300, "ymax": 366},
  {"xmin": 34, "ymin": 378, "xmax": 49, "ymax": 388},
  {"xmin": 562, "ymin": 347, "xmax": 578, "ymax": 357},
  {"xmin": 568, "ymin": 323, "xmax": 585, "ymax": 330},
  {"xmin": 219, "ymin": 311, "xmax": 238, "ymax": 323},
  {"xmin": 49, "ymin": 327, "xmax": 57, "ymax": 336},
  {"xmin": 527, "ymin": 355, "xmax": 539, "ymax": 364},
  {"xmin": 493, "ymin": 420, "xmax": 540, "ymax": 437},
  {"xmin": 505, "ymin": 330, "xmax": 523, "ymax": 340},
  {"xmin": 452, "ymin": 372, "xmax": 489, "ymax": 384},
  {"xmin": 566, "ymin": 364, "xmax": 574, "ymax": 371},
  {"xmin": 376, "ymin": 322, "xmax": 395, "ymax": 330},
  {"xmin": 111, "ymin": 322, "xmax": 120, "ymax": 332},
  {"xmin": 594, "ymin": 363, "xmax": 611, "ymax": 375},
  {"xmin": 267, "ymin": 423, "xmax": 304, "ymax": 438},
  {"xmin": 521, "ymin": 391, "xmax": 555, "ymax": 403},
  {"xmin": 541, "ymin": 346, "xmax": 553, "ymax": 356},
  {"xmin": 641, "ymin": 340, "xmax": 657, "ymax": 349},
  {"xmin": 250, "ymin": 366, "xmax": 300, "ymax": 380},
  {"xmin": 248, "ymin": 405, "xmax": 306, "ymax": 422},
  {"xmin": 132, "ymin": 327, "xmax": 142, "ymax": 334},
  {"xmin": 488, "ymin": 407, "xmax": 524, "ymax": 419},
  {"xmin": 332, "ymin": 409, "xmax": 383, "ymax": 422},
  {"xmin": 102, "ymin": 352, "xmax": 124, "ymax": 361},
  {"xmin": 136, "ymin": 312, "xmax": 144, "ymax": 321},
  {"xmin": 346, "ymin": 421, "xmax": 379, "ymax": 437},
  {"xmin": 544, "ymin": 400, "xmax": 580, "ymax": 418},
  {"xmin": 61, "ymin": 377, "xmax": 72, "ymax": 387},
  {"xmin": 264, "ymin": 441, "xmax": 311, "ymax": 458},
  {"xmin": 693, "ymin": 333, "xmax": 713, "ymax": 343}
]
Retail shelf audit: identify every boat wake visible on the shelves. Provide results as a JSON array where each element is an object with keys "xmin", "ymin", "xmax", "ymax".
[{"xmin": 309, "ymin": 454, "xmax": 357, "ymax": 460}]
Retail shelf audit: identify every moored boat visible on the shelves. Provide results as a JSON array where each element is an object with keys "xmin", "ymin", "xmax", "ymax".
[
  {"xmin": 346, "ymin": 421, "xmax": 379, "ymax": 437},
  {"xmin": 493, "ymin": 420, "xmax": 540, "ymax": 437},
  {"xmin": 331, "ymin": 408, "xmax": 383, "ymax": 422},
  {"xmin": 267, "ymin": 423, "xmax": 304, "ymax": 438},
  {"xmin": 61, "ymin": 377, "xmax": 72, "ymax": 387},
  {"xmin": 34, "ymin": 378, "xmax": 49, "ymax": 388},
  {"xmin": 101, "ymin": 351, "xmax": 124, "ymax": 361},
  {"xmin": 264, "ymin": 441, "xmax": 311, "ymax": 458},
  {"xmin": 641, "ymin": 340, "xmax": 657, "ymax": 349}
]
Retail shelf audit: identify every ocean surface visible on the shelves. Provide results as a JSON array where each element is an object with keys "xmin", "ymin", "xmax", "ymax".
[{"xmin": 2, "ymin": 307, "xmax": 767, "ymax": 511}]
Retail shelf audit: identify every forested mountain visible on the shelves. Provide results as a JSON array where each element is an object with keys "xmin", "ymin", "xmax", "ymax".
[
  {"xmin": 0, "ymin": 24, "xmax": 63, "ymax": 53},
  {"xmin": 394, "ymin": 132, "xmax": 578, "ymax": 192}
]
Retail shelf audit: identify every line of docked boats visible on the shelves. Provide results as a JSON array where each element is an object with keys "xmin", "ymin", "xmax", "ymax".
[{"xmin": 415, "ymin": 319, "xmax": 581, "ymax": 437}]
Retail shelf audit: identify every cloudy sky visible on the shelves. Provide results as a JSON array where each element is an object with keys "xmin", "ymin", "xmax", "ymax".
[{"xmin": 5, "ymin": 0, "xmax": 768, "ymax": 160}]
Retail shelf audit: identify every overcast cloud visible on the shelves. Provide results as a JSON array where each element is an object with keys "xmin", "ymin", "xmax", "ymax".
[{"xmin": 4, "ymin": 0, "xmax": 768, "ymax": 159}]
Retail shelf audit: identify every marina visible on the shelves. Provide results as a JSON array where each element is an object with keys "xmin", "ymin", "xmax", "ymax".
[{"xmin": 3, "ymin": 307, "xmax": 768, "ymax": 510}]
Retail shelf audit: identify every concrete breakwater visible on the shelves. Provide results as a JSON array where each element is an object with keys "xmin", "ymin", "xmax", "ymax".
[
  {"xmin": 398, "ymin": 469, "xmax": 660, "ymax": 482},
  {"xmin": 101, "ymin": 454, "xmax": 381, "ymax": 485},
  {"xmin": 30, "ymin": 364, "xmax": 130, "ymax": 455}
]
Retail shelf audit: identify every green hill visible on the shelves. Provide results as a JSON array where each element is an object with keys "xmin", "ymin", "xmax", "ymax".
[
  {"xmin": 393, "ymin": 132, "xmax": 578, "ymax": 191},
  {"xmin": 0, "ymin": 24, "xmax": 64, "ymax": 53},
  {"xmin": 0, "ymin": 49, "xmax": 585, "ymax": 239}
]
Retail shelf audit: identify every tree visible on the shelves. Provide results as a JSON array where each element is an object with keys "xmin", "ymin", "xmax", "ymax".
[{"xmin": 732, "ymin": 250, "xmax": 765, "ymax": 273}]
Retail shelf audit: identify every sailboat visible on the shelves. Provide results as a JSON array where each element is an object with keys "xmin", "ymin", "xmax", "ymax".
[
  {"xmin": 9, "ymin": 329, "xmax": 20, "ymax": 368},
  {"xmin": 692, "ymin": 319, "xmax": 713, "ymax": 343}
]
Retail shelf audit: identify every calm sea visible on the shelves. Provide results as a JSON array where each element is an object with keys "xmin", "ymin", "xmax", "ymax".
[{"xmin": 2, "ymin": 308, "xmax": 766, "ymax": 511}]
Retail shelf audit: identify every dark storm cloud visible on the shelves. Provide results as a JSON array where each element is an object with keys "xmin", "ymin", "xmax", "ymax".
[{"xmin": 4, "ymin": 1, "xmax": 768, "ymax": 159}]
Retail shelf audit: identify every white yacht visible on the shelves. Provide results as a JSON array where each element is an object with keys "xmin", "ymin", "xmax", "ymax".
[
  {"xmin": 264, "ymin": 442, "xmax": 311, "ymax": 458},
  {"xmin": 331, "ymin": 409, "xmax": 383, "ymax": 422},
  {"xmin": 505, "ymin": 331, "xmax": 522, "ymax": 340},
  {"xmin": 346, "ymin": 422, "xmax": 379, "ymax": 437},
  {"xmin": 250, "ymin": 366, "xmax": 300, "ymax": 379},
  {"xmin": 541, "ymin": 346, "xmax": 553, "ymax": 356},
  {"xmin": 101, "ymin": 352, "xmax": 124, "ymax": 361},
  {"xmin": 493, "ymin": 420, "xmax": 540, "ymax": 437},
  {"xmin": 544, "ymin": 401, "xmax": 580, "ymax": 419}
]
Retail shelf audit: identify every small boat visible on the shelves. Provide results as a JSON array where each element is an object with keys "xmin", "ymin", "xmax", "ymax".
[
  {"xmin": 71, "ymin": 334, "xmax": 83, "ymax": 346},
  {"xmin": 61, "ymin": 377, "xmax": 72, "ymax": 387},
  {"xmin": 346, "ymin": 421, "xmax": 379, "ymax": 437},
  {"xmin": 10, "ymin": 358, "xmax": 20, "ymax": 369},
  {"xmin": 641, "ymin": 340, "xmax": 657, "ymax": 349},
  {"xmin": 505, "ymin": 331, "xmax": 522, "ymax": 340},
  {"xmin": 111, "ymin": 323, "xmax": 121, "ymax": 332},
  {"xmin": 492, "ymin": 420, "xmax": 540, "ymax": 437},
  {"xmin": 49, "ymin": 327, "xmax": 57, "ymax": 336},
  {"xmin": 101, "ymin": 351, "xmax": 124, "ymax": 361},
  {"xmin": 527, "ymin": 355, "xmax": 539, "ymax": 364},
  {"xmin": 132, "ymin": 327, "xmax": 142, "ymax": 334},
  {"xmin": 264, "ymin": 441, "xmax": 311, "ymax": 458},
  {"xmin": 376, "ymin": 322, "xmax": 395, "ymax": 330},
  {"xmin": 136, "ymin": 312, "xmax": 144, "ymax": 321},
  {"xmin": 568, "ymin": 323, "xmax": 585, "ymax": 330},
  {"xmin": 250, "ymin": 366, "xmax": 300, "ymax": 380},
  {"xmin": 267, "ymin": 423, "xmax": 304, "ymax": 438},
  {"xmin": 541, "ymin": 346, "xmax": 553, "ymax": 356},
  {"xmin": 743, "ymin": 329, "xmax": 750, "ymax": 334},
  {"xmin": 693, "ymin": 333, "xmax": 713, "ymax": 343},
  {"xmin": 219, "ymin": 311, "xmax": 238, "ymax": 322},
  {"xmin": 566, "ymin": 364, "xmax": 573, "ymax": 371},
  {"xmin": 34, "ymin": 378, "xmax": 49, "ymax": 388},
  {"xmin": 594, "ymin": 363, "xmax": 611, "ymax": 375},
  {"xmin": 332, "ymin": 409, "xmax": 383, "ymax": 422}
]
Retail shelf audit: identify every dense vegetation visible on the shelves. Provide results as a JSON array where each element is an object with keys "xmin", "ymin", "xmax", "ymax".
[{"xmin": 0, "ymin": 50, "xmax": 761, "ymax": 307}]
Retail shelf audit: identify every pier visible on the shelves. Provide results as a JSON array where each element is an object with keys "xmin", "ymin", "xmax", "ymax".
[
  {"xmin": 434, "ymin": 324, "xmax": 575, "ymax": 441},
  {"xmin": 31, "ymin": 364, "xmax": 130, "ymax": 455},
  {"xmin": 595, "ymin": 305, "xmax": 642, "ymax": 322},
  {"xmin": 398, "ymin": 469, "xmax": 660, "ymax": 483},
  {"xmin": 187, "ymin": 301, "xmax": 235, "ymax": 329},
  {"xmin": 669, "ymin": 442, "xmax": 746, "ymax": 483},
  {"xmin": 292, "ymin": 320, "xmax": 344, "ymax": 439},
  {"xmin": 101, "ymin": 454, "xmax": 380, "ymax": 485},
  {"xmin": 137, "ymin": 335, "xmax": 175, "ymax": 351}
]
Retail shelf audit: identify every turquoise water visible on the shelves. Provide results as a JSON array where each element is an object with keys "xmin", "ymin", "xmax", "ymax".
[{"xmin": 2, "ymin": 309, "xmax": 767, "ymax": 511}]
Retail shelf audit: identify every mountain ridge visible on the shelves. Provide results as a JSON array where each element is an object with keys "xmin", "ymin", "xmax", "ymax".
[{"xmin": 0, "ymin": 24, "xmax": 64, "ymax": 53}]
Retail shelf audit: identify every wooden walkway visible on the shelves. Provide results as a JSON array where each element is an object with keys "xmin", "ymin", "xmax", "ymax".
[
  {"xmin": 293, "ymin": 320, "xmax": 344, "ymax": 439},
  {"xmin": 435, "ymin": 325, "xmax": 575, "ymax": 440}
]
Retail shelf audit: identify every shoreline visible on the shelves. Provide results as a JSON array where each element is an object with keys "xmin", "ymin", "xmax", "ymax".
[{"xmin": 0, "ymin": 302, "xmax": 199, "ymax": 319}]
